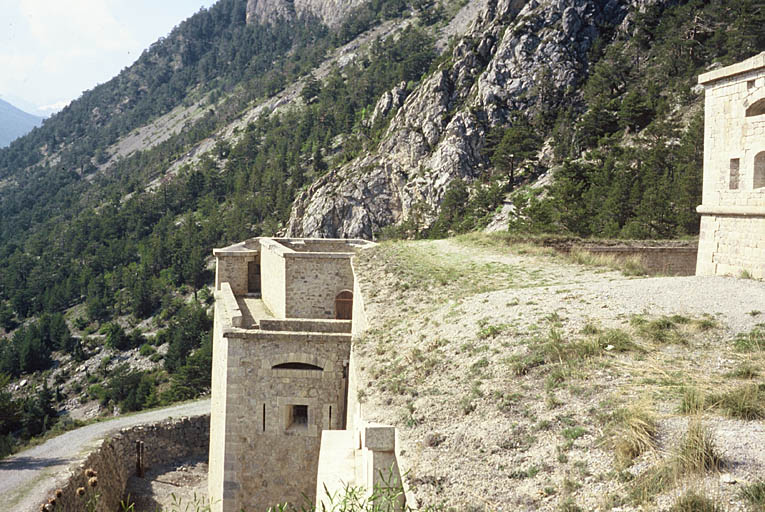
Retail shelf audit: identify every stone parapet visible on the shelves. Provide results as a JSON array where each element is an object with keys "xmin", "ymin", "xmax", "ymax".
[
  {"xmin": 41, "ymin": 415, "xmax": 209, "ymax": 512},
  {"xmin": 315, "ymin": 421, "xmax": 405, "ymax": 512},
  {"xmin": 218, "ymin": 284, "xmax": 243, "ymax": 328},
  {"xmin": 259, "ymin": 318, "xmax": 352, "ymax": 333}
]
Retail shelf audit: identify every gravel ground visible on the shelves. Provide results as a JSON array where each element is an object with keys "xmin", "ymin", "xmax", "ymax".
[
  {"xmin": 124, "ymin": 456, "xmax": 209, "ymax": 512},
  {"xmin": 353, "ymin": 238, "xmax": 765, "ymax": 511}
]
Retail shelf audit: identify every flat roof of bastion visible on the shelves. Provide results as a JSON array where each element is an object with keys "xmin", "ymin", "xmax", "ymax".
[{"xmin": 213, "ymin": 237, "xmax": 374, "ymax": 257}]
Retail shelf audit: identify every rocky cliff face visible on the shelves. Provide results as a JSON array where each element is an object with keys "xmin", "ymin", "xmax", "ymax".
[
  {"xmin": 246, "ymin": 0, "xmax": 367, "ymax": 27},
  {"xmin": 286, "ymin": 0, "xmax": 655, "ymax": 238}
]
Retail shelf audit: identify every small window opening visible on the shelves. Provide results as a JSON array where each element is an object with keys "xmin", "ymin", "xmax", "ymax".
[
  {"xmin": 755, "ymin": 152, "xmax": 765, "ymax": 189},
  {"xmin": 748, "ymin": 80, "xmax": 756, "ymax": 91},
  {"xmin": 746, "ymin": 98, "xmax": 765, "ymax": 117},
  {"xmin": 262, "ymin": 403, "xmax": 266, "ymax": 432},
  {"xmin": 288, "ymin": 405, "xmax": 308, "ymax": 428},
  {"xmin": 329, "ymin": 405, "xmax": 332, "ymax": 430},
  {"xmin": 272, "ymin": 362, "xmax": 323, "ymax": 371},
  {"xmin": 730, "ymin": 158, "xmax": 740, "ymax": 190}
]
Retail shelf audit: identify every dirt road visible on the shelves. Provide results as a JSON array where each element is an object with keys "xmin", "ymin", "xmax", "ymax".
[{"xmin": 0, "ymin": 399, "xmax": 210, "ymax": 512}]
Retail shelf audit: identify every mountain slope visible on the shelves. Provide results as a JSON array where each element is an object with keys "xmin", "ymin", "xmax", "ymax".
[
  {"xmin": 0, "ymin": 99, "xmax": 42, "ymax": 148},
  {"xmin": 286, "ymin": 0, "xmax": 764, "ymax": 239}
]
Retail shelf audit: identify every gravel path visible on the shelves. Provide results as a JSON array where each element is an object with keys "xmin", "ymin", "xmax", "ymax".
[{"xmin": 0, "ymin": 399, "xmax": 210, "ymax": 512}]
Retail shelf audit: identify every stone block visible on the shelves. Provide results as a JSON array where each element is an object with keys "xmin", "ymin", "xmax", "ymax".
[{"xmin": 364, "ymin": 425, "xmax": 396, "ymax": 452}]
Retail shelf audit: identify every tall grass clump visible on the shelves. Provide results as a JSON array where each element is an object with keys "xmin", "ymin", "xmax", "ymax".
[
  {"xmin": 610, "ymin": 402, "xmax": 658, "ymax": 469},
  {"xmin": 676, "ymin": 419, "xmax": 723, "ymax": 474},
  {"xmin": 710, "ymin": 384, "xmax": 765, "ymax": 420},
  {"xmin": 630, "ymin": 419, "xmax": 723, "ymax": 504},
  {"xmin": 667, "ymin": 491, "xmax": 722, "ymax": 512}
]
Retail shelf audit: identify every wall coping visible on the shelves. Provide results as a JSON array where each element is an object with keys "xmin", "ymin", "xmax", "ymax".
[
  {"xmin": 218, "ymin": 284, "xmax": 243, "ymax": 328},
  {"xmin": 222, "ymin": 329, "xmax": 352, "ymax": 342},
  {"xmin": 213, "ymin": 240, "xmax": 259, "ymax": 257},
  {"xmin": 582, "ymin": 246, "xmax": 698, "ymax": 253},
  {"xmin": 699, "ymin": 51, "xmax": 765, "ymax": 85},
  {"xmin": 697, "ymin": 204, "xmax": 765, "ymax": 217}
]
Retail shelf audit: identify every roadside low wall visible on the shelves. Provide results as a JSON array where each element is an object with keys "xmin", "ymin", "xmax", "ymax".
[
  {"xmin": 579, "ymin": 246, "xmax": 698, "ymax": 276},
  {"xmin": 41, "ymin": 415, "xmax": 209, "ymax": 512}
]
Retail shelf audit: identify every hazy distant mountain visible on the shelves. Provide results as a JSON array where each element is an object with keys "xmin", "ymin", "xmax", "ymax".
[{"xmin": 0, "ymin": 98, "xmax": 43, "ymax": 147}]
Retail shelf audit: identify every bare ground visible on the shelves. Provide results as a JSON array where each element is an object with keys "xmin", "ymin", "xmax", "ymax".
[
  {"xmin": 353, "ymin": 236, "xmax": 765, "ymax": 511},
  {"xmin": 124, "ymin": 456, "xmax": 209, "ymax": 512}
]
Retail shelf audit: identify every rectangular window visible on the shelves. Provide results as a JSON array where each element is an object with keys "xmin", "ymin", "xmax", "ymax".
[
  {"xmin": 730, "ymin": 158, "xmax": 740, "ymax": 190},
  {"xmin": 288, "ymin": 405, "xmax": 308, "ymax": 429}
]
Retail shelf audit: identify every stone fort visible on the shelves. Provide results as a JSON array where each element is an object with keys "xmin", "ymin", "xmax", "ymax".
[
  {"xmin": 208, "ymin": 237, "xmax": 405, "ymax": 512},
  {"xmin": 696, "ymin": 52, "xmax": 765, "ymax": 279}
]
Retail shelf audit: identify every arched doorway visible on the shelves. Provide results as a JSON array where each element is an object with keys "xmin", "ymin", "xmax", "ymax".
[{"xmin": 335, "ymin": 290, "xmax": 353, "ymax": 320}]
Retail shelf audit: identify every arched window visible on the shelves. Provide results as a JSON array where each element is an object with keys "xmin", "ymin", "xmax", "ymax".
[
  {"xmin": 335, "ymin": 290, "xmax": 353, "ymax": 320},
  {"xmin": 272, "ymin": 362, "xmax": 323, "ymax": 371},
  {"xmin": 754, "ymin": 151, "xmax": 765, "ymax": 189},
  {"xmin": 746, "ymin": 98, "xmax": 765, "ymax": 117}
]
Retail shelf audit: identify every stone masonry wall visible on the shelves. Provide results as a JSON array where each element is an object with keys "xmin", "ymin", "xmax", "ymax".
[
  {"xmin": 216, "ymin": 256, "xmax": 251, "ymax": 295},
  {"xmin": 261, "ymin": 242, "xmax": 287, "ymax": 318},
  {"xmin": 697, "ymin": 53, "xmax": 765, "ymax": 278},
  {"xmin": 285, "ymin": 255, "xmax": 355, "ymax": 319},
  {"xmin": 209, "ymin": 299, "xmax": 231, "ymax": 511},
  {"xmin": 44, "ymin": 415, "xmax": 209, "ymax": 512},
  {"xmin": 698, "ymin": 215, "xmax": 765, "ymax": 278},
  {"xmin": 259, "ymin": 318, "xmax": 352, "ymax": 333},
  {"xmin": 701, "ymin": 64, "xmax": 765, "ymax": 204},
  {"xmin": 212, "ymin": 330, "xmax": 351, "ymax": 512}
]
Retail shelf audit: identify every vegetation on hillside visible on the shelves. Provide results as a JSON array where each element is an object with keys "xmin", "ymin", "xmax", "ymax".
[
  {"xmin": 0, "ymin": 0, "xmax": 435, "ymax": 455},
  {"xmin": 0, "ymin": 0, "xmax": 763, "ymax": 460},
  {"xmin": 427, "ymin": 0, "xmax": 764, "ymax": 239}
]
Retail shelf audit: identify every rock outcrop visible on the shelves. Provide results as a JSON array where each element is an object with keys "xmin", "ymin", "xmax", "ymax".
[
  {"xmin": 246, "ymin": 0, "xmax": 368, "ymax": 27},
  {"xmin": 286, "ymin": 0, "xmax": 658, "ymax": 238}
]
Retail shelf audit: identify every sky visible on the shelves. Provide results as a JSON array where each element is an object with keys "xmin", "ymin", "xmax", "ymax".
[{"xmin": 0, "ymin": 0, "xmax": 217, "ymax": 117}]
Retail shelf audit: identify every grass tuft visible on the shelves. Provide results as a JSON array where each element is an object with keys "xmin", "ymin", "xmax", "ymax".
[
  {"xmin": 734, "ymin": 325, "xmax": 765, "ymax": 352},
  {"xmin": 739, "ymin": 480, "xmax": 765, "ymax": 509},
  {"xmin": 610, "ymin": 402, "xmax": 658, "ymax": 469},
  {"xmin": 630, "ymin": 419, "xmax": 723, "ymax": 504},
  {"xmin": 676, "ymin": 419, "xmax": 723, "ymax": 473},
  {"xmin": 679, "ymin": 387, "xmax": 708, "ymax": 415},
  {"xmin": 710, "ymin": 384, "xmax": 765, "ymax": 420},
  {"xmin": 667, "ymin": 491, "xmax": 723, "ymax": 512}
]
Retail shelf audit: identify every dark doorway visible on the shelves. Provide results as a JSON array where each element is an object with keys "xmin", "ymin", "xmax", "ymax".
[
  {"xmin": 335, "ymin": 291, "xmax": 353, "ymax": 320},
  {"xmin": 248, "ymin": 260, "xmax": 261, "ymax": 294}
]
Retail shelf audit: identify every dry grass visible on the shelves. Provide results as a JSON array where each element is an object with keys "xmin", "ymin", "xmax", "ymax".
[
  {"xmin": 353, "ymin": 238, "xmax": 764, "ymax": 511},
  {"xmin": 567, "ymin": 249, "xmax": 648, "ymax": 276},
  {"xmin": 609, "ymin": 401, "xmax": 658, "ymax": 469},
  {"xmin": 739, "ymin": 480, "xmax": 765, "ymax": 510},
  {"xmin": 631, "ymin": 419, "xmax": 723, "ymax": 504},
  {"xmin": 667, "ymin": 491, "xmax": 723, "ymax": 512}
]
